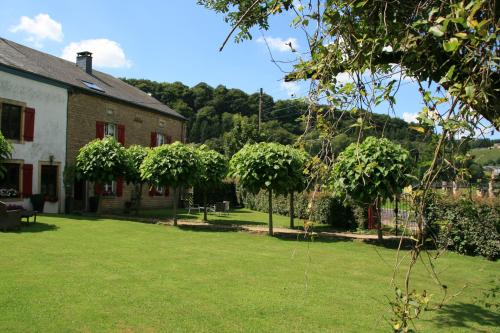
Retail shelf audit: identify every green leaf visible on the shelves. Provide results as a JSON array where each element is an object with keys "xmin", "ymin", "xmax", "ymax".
[
  {"xmin": 443, "ymin": 38, "xmax": 460, "ymax": 52},
  {"xmin": 429, "ymin": 25, "xmax": 445, "ymax": 37}
]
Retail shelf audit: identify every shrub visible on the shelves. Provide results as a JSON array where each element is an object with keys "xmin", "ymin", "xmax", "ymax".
[
  {"xmin": 241, "ymin": 190, "xmax": 357, "ymax": 229},
  {"xmin": 425, "ymin": 195, "xmax": 500, "ymax": 260}
]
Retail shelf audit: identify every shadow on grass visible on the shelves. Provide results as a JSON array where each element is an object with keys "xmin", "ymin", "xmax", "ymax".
[
  {"xmin": 203, "ymin": 219, "xmax": 267, "ymax": 227},
  {"xmin": 429, "ymin": 302, "xmax": 500, "ymax": 330},
  {"xmin": 5, "ymin": 222, "xmax": 59, "ymax": 233},
  {"xmin": 177, "ymin": 224, "xmax": 240, "ymax": 233}
]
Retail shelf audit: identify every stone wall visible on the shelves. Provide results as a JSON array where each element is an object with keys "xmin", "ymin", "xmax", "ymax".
[{"xmin": 67, "ymin": 90, "xmax": 185, "ymax": 211}]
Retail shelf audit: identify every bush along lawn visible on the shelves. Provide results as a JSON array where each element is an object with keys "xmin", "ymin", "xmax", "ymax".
[{"xmin": 0, "ymin": 214, "xmax": 498, "ymax": 332}]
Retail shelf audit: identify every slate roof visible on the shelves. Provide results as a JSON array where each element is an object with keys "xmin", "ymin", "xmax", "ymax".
[{"xmin": 0, "ymin": 37, "xmax": 184, "ymax": 120}]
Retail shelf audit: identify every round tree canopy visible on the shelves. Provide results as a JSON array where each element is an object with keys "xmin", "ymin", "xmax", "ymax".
[
  {"xmin": 140, "ymin": 142, "xmax": 201, "ymax": 188},
  {"xmin": 229, "ymin": 142, "xmax": 309, "ymax": 195},
  {"xmin": 76, "ymin": 137, "xmax": 128, "ymax": 183},
  {"xmin": 196, "ymin": 145, "xmax": 228, "ymax": 187},
  {"xmin": 330, "ymin": 136, "xmax": 412, "ymax": 204}
]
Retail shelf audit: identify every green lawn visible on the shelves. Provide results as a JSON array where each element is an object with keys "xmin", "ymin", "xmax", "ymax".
[
  {"xmin": 0, "ymin": 214, "xmax": 498, "ymax": 332},
  {"xmin": 138, "ymin": 207, "xmax": 323, "ymax": 229}
]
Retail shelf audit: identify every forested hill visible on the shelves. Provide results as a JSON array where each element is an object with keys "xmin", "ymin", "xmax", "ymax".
[{"xmin": 121, "ymin": 78, "xmax": 434, "ymax": 161}]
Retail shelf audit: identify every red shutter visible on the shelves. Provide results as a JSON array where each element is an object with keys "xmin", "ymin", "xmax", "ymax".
[
  {"xmin": 23, "ymin": 107, "xmax": 35, "ymax": 141},
  {"xmin": 150, "ymin": 132, "xmax": 157, "ymax": 147},
  {"xmin": 22, "ymin": 164, "xmax": 33, "ymax": 198},
  {"xmin": 116, "ymin": 178, "xmax": 124, "ymax": 197},
  {"xmin": 164, "ymin": 187, "xmax": 169, "ymax": 197},
  {"xmin": 94, "ymin": 183, "xmax": 102, "ymax": 195},
  {"xmin": 96, "ymin": 121, "xmax": 105, "ymax": 139},
  {"xmin": 117, "ymin": 125, "xmax": 125, "ymax": 145},
  {"xmin": 166, "ymin": 135, "xmax": 172, "ymax": 144}
]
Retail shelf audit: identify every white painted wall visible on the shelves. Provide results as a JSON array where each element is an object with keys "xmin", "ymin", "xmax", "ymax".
[{"xmin": 0, "ymin": 70, "xmax": 67, "ymax": 213}]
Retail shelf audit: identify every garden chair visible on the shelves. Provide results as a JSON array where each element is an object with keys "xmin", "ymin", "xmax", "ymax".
[
  {"xmin": 215, "ymin": 202, "xmax": 228, "ymax": 216},
  {"xmin": 0, "ymin": 201, "xmax": 22, "ymax": 231}
]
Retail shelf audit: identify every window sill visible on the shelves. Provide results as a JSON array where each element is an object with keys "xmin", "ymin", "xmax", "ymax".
[{"xmin": 0, "ymin": 197, "xmax": 23, "ymax": 202}]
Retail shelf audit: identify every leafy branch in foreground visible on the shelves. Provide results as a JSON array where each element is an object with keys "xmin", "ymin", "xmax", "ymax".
[{"xmin": 200, "ymin": 0, "xmax": 498, "ymax": 331}]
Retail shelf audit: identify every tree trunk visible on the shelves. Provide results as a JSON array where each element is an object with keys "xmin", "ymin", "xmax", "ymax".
[
  {"xmin": 135, "ymin": 183, "xmax": 143, "ymax": 215},
  {"xmin": 394, "ymin": 194, "xmax": 399, "ymax": 237},
  {"xmin": 173, "ymin": 187, "xmax": 178, "ymax": 226},
  {"xmin": 203, "ymin": 190, "xmax": 208, "ymax": 222},
  {"xmin": 268, "ymin": 189, "xmax": 273, "ymax": 236},
  {"xmin": 289, "ymin": 192, "xmax": 294, "ymax": 229},
  {"xmin": 376, "ymin": 197, "xmax": 383, "ymax": 242}
]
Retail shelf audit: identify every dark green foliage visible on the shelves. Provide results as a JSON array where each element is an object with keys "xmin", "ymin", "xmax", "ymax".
[
  {"xmin": 76, "ymin": 137, "xmax": 128, "ymax": 183},
  {"xmin": 193, "ymin": 182, "xmax": 238, "ymax": 207},
  {"xmin": 425, "ymin": 196, "xmax": 500, "ymax": 260},
  {"xmin": 242, "ymin": 190, "xmax": 357, "ymax": 229}
]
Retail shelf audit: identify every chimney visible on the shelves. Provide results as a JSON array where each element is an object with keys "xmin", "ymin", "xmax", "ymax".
[{"xmin": 76, "ymin": 51, "xmax": 93, "ymax": 74}]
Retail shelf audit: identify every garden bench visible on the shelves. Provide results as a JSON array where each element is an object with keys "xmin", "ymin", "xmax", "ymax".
[{"xmin": 21, "ymin": 210, "xmax": 37, "ymax": 224}]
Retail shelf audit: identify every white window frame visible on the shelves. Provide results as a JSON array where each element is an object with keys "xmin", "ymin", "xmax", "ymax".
[
  {"xmin": 156, "ymin": 133, "xmax": 166, "ymax": 146},
  {"xmin": 104, "ymin": 123, "xmax": 117, "ymax": 139},
  {"xmin": 102, "ymin": 181, "xmax": 116, "ymax": 196}
]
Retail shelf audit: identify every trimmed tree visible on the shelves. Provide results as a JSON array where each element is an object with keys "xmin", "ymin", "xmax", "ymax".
[
  {"xmin": 76, "ymin": 137, "xmax": 128, "ymax": 212},
  {"xmin": 330, "ymin": 137, "xmax": 412, "ymax": 241},
  {"xmin": 140, "ymin": 142, "xmax": 201, "ymax": 225},
  {"xmin": 124, "ymin": 145, "xmax": 149, "ymax": 215},
  {"xmin": 229, "ymin": 142, "xmax": 309, "ymax": 235},
  {"xmin": 0, "ymin": 131, "xmax": 13, "ymax": 179},
  {"xmin": 196, "ymin": 145, "xmax": 228, "ymax": 221}
]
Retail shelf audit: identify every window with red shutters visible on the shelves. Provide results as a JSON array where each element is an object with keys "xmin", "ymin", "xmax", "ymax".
[
  {"xmin": 96, "ymin": 121, "xmax": 105, "ymax": 139},
  {"xmin": 116, "ymin": 178, "xmax": 124, "ymax": 197},
  {"xmin": 150, "ymin": 132, "xmax": 157, "ymax": 147},
  {"xmin": 117, "ymin": 125, "xmax": 125, "ymax": 145},
  {"xmin": 23, "ymin": 107, "xmax": 35, "ymax": 141},
  {"xmin": 22, "ymin": 164, "xmax": 33, "ymax": 198}
]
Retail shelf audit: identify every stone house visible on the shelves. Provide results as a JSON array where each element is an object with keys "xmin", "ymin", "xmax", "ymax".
[{"xmin": 0, "ymin": 37, "xmax": 185, "ymax": 213}]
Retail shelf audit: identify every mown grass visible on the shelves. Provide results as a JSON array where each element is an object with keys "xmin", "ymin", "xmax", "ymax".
[
  {"xmin": 138, "ymin": 207, "xmax": 323, "ymax": 229},
  {"xmin": 0, "ymin": 214, "xmax": 498, "ymax": 332}
]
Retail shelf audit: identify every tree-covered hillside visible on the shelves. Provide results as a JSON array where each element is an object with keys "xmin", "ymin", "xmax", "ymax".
[{"xmin": 122, "ymin": 78, "xmax": 435, "ymax": 162}]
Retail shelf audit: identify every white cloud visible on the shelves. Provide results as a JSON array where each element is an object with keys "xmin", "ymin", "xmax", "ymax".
[
  {"xmin": 403, "ymin": 112, "xmax": 418, "ymax": 123},
  {"xmin": 9, "ymin": 13, "xmax": 63, "ymax": 47},
  {"xmin": 257, "ymin": 36, "xmax": 299, "ymax": 52},
  {"xmin": 61, "ymin": 39, "xmax": 131, "ymax": 69},
  {"xmin": 280, "ymin": 80, "xmax": 301, "ymax": 97}
]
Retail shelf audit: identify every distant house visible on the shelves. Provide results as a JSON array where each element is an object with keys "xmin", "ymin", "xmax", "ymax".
[{"xmin": 0, "ymin": 37, "xmax": 185, "ymax": 213}]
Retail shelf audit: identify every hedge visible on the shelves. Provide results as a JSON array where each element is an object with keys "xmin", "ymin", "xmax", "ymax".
[
  {"xmin": 241, "ymin": 189, "xmax": 360, "ymax": 229},
  {"xmin": 425, "ymin": 195, "xmax": 500, "ymax": 260}
]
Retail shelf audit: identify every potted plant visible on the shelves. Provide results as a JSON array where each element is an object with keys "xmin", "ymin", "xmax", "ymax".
[{"xmin": 30, "ymin": 194, "xmax": 45, "ymax": 212}]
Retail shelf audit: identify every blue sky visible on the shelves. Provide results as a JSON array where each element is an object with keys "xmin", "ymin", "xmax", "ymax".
[{"xmin": 0, "ymin": 0, "xmax": 497, "ymax": 138}]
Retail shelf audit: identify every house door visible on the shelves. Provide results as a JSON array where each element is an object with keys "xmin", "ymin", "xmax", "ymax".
[
  {"xmin": 40, "ymin": 165, "xmax": 58, "ymax": 202},
  {"xmin": 73, "ymin": 179, "xmax": 86, "ymax": 211}
]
